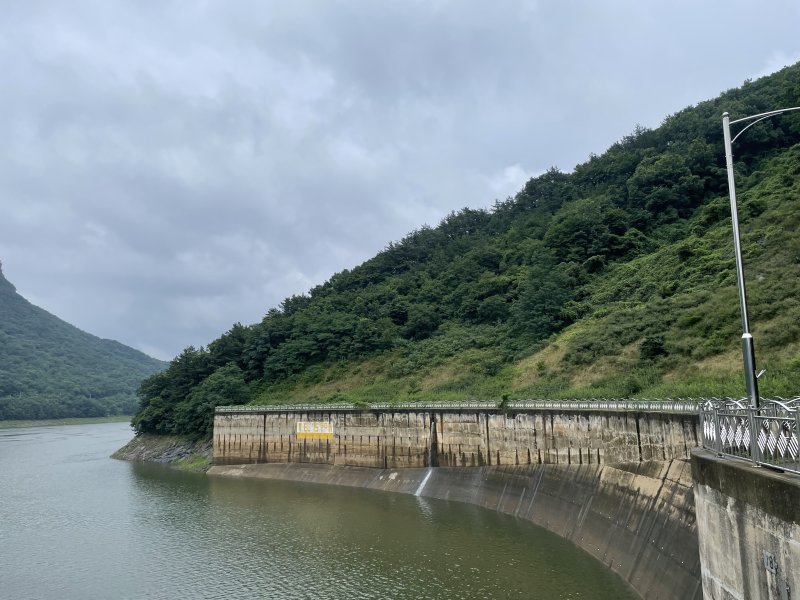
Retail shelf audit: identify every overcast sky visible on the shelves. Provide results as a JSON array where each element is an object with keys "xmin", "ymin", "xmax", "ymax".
[{"xmin": 1, "ymin": 1, "xmax": 799, "ymax": 361}]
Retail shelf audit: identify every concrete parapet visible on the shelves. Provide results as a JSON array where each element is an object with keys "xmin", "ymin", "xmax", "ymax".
[
  {"xmin": 214, "ymin": 410, "xmax": 433, "ymax": 468},
  {"xmin": 214, "ymin": 407, "xmax": 700, "ymax": 471}
]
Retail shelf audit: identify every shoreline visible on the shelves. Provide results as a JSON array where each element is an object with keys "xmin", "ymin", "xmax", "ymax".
[
  {"xmin": 112, "ymin": 433, "xmax": 213, "ymax": 472},
  {"xmin": 0, "ymin": 415, "xmax": 132, "ymax": 429}
]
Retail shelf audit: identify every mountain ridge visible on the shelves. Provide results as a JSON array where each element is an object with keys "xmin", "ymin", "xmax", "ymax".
[{"xmin": 0, "ymin": 263, "xmax": 166, "ymax": 420}]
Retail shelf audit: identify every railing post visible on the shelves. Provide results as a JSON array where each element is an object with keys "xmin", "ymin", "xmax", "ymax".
[
  {"xmin": 714, "ymin": 408, "xmax": 722, "ymax": 456},
  {"xmin": 748, "ymin": 407, "xmax": 759, "ymax": 466},
  {"xmin": 794, "ymin": 408, "xmax": 800, "ymax": 464}
]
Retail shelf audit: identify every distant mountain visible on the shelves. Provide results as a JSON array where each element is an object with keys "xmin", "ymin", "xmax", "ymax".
[{"xmin": 0, "ymin": 263, "xmax": 166, "ymax": 420}]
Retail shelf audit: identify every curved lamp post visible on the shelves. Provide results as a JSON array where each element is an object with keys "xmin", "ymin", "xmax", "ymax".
[{"xmin": 722, "ymin": 106, "xmax": 800, "ymax": 408}]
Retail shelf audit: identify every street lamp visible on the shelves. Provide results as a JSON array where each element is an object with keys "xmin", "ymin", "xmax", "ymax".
[{"xmin": 722, "ymin": 106, "xmax": 800, "ymax": 408}]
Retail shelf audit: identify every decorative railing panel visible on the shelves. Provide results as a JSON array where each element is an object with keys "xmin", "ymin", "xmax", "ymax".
[{"xmin": 700, "ymin": 397, "xmax": 800, "ymax": 475}]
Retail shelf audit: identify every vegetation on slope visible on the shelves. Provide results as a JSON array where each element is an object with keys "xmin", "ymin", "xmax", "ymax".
[
  {"xmin": 0, "ymin": 265, "xmax": 166, "ymax": 420},
  {"xmin": 133, "ymin": 64, "xmax": 800, "ymax": 439}
]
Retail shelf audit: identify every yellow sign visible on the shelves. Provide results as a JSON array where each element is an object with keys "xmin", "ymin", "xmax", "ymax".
[{"xmin": 296, "ymin": 421, "xmax": 334, "ymax": 440}]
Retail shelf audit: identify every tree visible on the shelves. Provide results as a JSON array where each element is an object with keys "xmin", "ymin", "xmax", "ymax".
[
  {"xmin": 172, "ymin": 363, "xmax": 250, "ymax": 438},
  {"xmin": 511, "ymin": 262, "xmax": 574, "ymax": 344},
  {"xmin": 627, "ymin": 153, "xmax": 704, "ymax": 221},
  {"xmin": 401, "ymin": 305, "xmax": 441, "ymax": 340},
  {"xmin": 208, "ymin": 322, "xmax": 250, "ymax": 369},
  {"xmin": 543, "ymin": 196, "xmax": 633, "ymax": 264}
]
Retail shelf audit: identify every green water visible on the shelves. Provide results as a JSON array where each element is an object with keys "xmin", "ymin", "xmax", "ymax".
[{"xmin": 0, "ymin": 422, "xmax": 638, "ymax": 599}]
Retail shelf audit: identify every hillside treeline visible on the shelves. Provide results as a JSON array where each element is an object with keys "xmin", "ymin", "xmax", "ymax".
[{"xmin": 133, "ymin": 64, "xmax": 800, "ymax": 438}]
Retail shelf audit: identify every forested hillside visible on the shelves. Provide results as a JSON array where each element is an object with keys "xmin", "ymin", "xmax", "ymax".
[
  {"xmin": 0, "ymin": 264, "xmax": 166, "ymax": 420},
  {"xmin": 134, "ymin": 63, "xmax": 800, "ymax": 439}
]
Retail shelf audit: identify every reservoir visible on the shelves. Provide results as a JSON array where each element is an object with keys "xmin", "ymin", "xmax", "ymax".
[{"xmin": 0, "ymin": 422, "xmax": 637, "ymax": 599}]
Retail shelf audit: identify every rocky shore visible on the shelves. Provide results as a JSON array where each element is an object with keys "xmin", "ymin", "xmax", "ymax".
[{"xmin": 112, "ymin": 433, "xmax": 213, "ymax": 472}]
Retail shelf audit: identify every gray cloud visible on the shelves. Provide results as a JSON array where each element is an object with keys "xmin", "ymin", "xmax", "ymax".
[{"xmin": 1, "ymin": 1, "xmax": 799, "ymax": 360}]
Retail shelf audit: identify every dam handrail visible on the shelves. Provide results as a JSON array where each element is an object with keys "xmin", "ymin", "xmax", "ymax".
[
  {"xmin": 215, "ymin": 398, "xmax": 707, "ymax": 414},
  {"xmin": 700, "ymin": 397, "xmax": 800, "ymax": 475}
]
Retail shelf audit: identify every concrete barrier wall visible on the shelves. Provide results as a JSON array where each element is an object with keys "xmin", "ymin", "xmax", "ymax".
[
  {"xmin": 692, "ymin": 449, "xmax": 800, "ymax": 600},
  {"xmin": 214, "ymin": 410, "xmax": 433, "ymax": 468},
  {"xmin": 436, "ymin": 411, "xmax": 700, "ymax": 467},
  {"xmin": 213, "ymin": 408, "xmax": 700, "ymax": 469},
  {"xmin": 208, "ymin": 459, "xmax": 702, "ymax": 600}
]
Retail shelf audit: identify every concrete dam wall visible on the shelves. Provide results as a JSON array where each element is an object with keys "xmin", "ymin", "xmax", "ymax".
[
  {"xmin": 213, "ymin": 405, "xmax": 700, "ymax": 468},
  {"xmin": 212, "ymin": 404, "xmax": 702, "ymax": 599}
]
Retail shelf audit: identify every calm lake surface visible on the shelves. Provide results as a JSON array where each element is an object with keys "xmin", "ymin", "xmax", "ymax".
[{"xmin": 0, "ymin": 422, "xmax": 637, "ymax": 599}]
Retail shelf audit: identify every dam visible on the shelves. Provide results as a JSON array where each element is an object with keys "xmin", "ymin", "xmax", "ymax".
[
  {"xmin": 212, "ymin": 400, "xmax": 699, "ymax": 468},
  {"xmin": 209, "ymin": 400, "xmax": 800, "ymax": 600}
]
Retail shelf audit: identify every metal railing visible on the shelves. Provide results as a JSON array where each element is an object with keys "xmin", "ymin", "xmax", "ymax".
[
  {"xmin": 700, "ymin": 397, "xmax": 800, "ymax": 474},
  {"xmin": 216, "ymin": 397, "xmax": 703, "ymax": 415}
]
